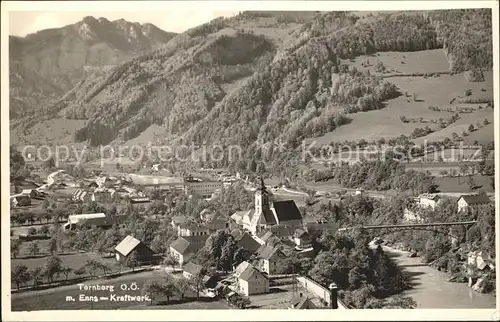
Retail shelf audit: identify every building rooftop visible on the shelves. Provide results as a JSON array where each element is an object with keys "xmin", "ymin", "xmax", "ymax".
[
  {"xmin": 459, "ymin": 194, "xmax": 491, "ymax": 205},
  {"xmin": 183, "ymin": 261, "xmax": 203, "ymax": 276},
  {"xmin": 68, "ymin": 213, "xmax": 106, "ymax": 224},
  {"xmin": 170, "ymin": 235, "xmax": 208, "ymax": 255},
  {"xmin": 115, "ymin": 235, "xmax": 141, "ymax": 257}
]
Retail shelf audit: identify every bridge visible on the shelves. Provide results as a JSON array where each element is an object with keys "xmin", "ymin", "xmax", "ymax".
[{"xmin": 338, "ymin": 221, "xmax": 478, "ymax": 241}]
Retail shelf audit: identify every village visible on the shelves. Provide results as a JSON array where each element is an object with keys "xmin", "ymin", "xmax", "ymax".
[{"xmin": 10, "ymin": 159, "xmax": 495, "ymax": 310}]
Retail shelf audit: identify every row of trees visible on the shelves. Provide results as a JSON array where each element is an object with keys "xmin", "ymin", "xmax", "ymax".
[{"xmin": 11, "ymin": 256, "xmax": 112, "ymax": 290}]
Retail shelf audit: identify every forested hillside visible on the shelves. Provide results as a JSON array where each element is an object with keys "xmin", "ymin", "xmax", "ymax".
[{"xmin": 12, "ymin": 9, "xmax": 493, "ymax": 164}]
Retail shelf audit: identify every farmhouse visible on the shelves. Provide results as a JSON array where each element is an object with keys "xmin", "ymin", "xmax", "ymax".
[
  {"xmin": 115, "ymin": 235, "xmax": 155, "ymax": 264},
  {"xmin": 417, "ymin": 193, "xmax": 442, "ymax": 210},
  {"xmin": 169, "ymin": 235, "xmax": 208, "ymax": 266},
  {"xmin": 183, "ymin": 262, "xmax": 203, "ymax": 279},
  {"xmin": 10, "ymin": 194, "xmax": 31, "ymax": 207},
  {"xmin": 21, "ymin": 189, "xmax": 45, "ymax": 200},
  {"xmin": 293, "ymin": 228, "xmax": 312, "ymax": 249},
  {"xmin": 254, "ymin": 245, "xmax": 286, "ymax": 275},
  {"xmin": 64, "ymin": 213, "xmax": 109, "ymax": 230},
  {"xmin": 233, "ymin": 178, "xmax": 303, "ymax": 235},
  {"xmin": 234, "ymin": 261, "xmax": 269, "ymax": 296},
  {"xmin": 457, "ymin": 194, "xmax": 492, "ymax": 213}
]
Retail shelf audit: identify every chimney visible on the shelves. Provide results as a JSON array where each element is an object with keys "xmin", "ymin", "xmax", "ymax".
[{"xmin": 329, "ymin": 283, "xmax": 338, "ymax": 309}]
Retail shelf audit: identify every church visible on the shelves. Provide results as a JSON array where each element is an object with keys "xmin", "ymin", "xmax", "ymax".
[{"xmin": 232, "ymin": 178, "xmax": 303, "ymax": 235}]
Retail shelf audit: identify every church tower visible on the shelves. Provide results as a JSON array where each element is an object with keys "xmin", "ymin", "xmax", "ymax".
[{"xmin": 251, "ymin": 177, "xmax": 271, "ymax": 233}]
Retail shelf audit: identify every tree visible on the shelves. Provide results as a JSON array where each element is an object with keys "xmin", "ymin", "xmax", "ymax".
[
  {"xmin": 44, "ymin": 256, "xmax": 63, "ymax": 283},
  {"xmin": 452, "ymin": 132, "xmax": 459, "ymax": 141},
  {"xmin": 468, "ymin": 124, "xmax": 475, "ymax": 132},
  {"xmin": 10, "ymin": 145, "xmax": 26, "ymax": 180},
  {"xmin": 190, "ymin": 269, "xmax": 207, "ymax": 299},
  {"xmin": 28, "ymin": 242, "xmax": 40, "ymax": 256},
  {"xmin": 163, "ymin": 254, "xmax": 179, "ymax": 270},
  {"xmin": 484, "ymin": 118, "xmax": 489, "ymax": 125},
  {"xmin": 12, "ymin": 264, "xmax": 30, "ymax": 290},
  {"xmin": 61, "ymin": 267, "xmax": 73, "ymax": 280},
  {"xmin": 74, "ymin": 267, "xmax": 86, "ymax": 279},
  {"xmin": 44, "ymin": 157, "xmax": 56, "ymax": 170},
  {"xmin": 30, "ymin": 267, "xmax": 43, "ymax": 286},
  {"xmin": 11, "ymin": 239, "xmax": 21, "ymax": 258},
  {"xmin": 384, "ymin": 296, "xmax": 417, "ymax": 309},
  {"xmin": 467, "ymin": 175, "xmax": 475, "ymax": 190},
  {"xmin": 49, "ymin": 237, "xmax": 58, "ymax": 255},
  {"xmin": 141, "ymin": 280, "xmax": 168, "ymax": 305},
  {"xmin": 174, "ymin": 278, "xmax": 190, "ymax": 301}
]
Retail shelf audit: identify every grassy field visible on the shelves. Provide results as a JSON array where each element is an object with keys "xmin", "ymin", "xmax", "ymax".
[
  {"xmin": 413, "ymin": 108, "xmax": 494, "ymax": 144},
  {"xmin": 11, "ymin": 252, "xmax": 122, "ymax": 284},
  {"xmin": 10, "ymin": 118, "xmax": 87, "ymax": 147},
  {"xmin": 435, "ymin": 175, "xmax": 494, "ymax": 193},
  {"xmin": 11, "ymin": 270, "xmax": 226, "ymax": 311},
  {"xmin": 349, "ymin": 49, "xmax": 450, "ymax": 75}
]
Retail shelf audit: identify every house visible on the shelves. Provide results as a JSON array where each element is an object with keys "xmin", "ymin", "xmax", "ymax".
[
  {"xmin": 184, "ymin": 180, "xmax": 222, "ymax": 198},
  {"xmin": 254, "ymin": 244, "xmax": 286, "ymax": 275},
  {"xmin": 183, "ymin": 262, "xmax": 203, "ymax": 279},
  {"xmin": 171, "ymin": 216, "xmax": 187, "ymax": 229},
  {"xmin": 417, "ymin": 193, "xmax": 442, "ymax": 210},
  {"xmin": 115, "ymin": 235, "xmax": 155, "ymax": 264},
  {"xmin": 255, "ymin": 230, "xmax": 280, "ymax": 245},
  {"xmin": 234, "ymin": 261, "xmax": 269, "ymax": 296},
  {"xmin": 96, "ymin": 176, "xmax": 107, "ymax": 188},
  {"xmin": 21, "ymin": 189, "xmax": 43, "ymax": 199},
  {"xmin": 169, "ymin": 235, "xmax": 208, "ymax": 266},
  {"xmin": 207, "ymin": 216, "xmax": 230, "ymax": 232},
  {"xmin": 234, "ymin": 178, "xmax": 303, "ymax": 235},
  {"xmin": 63, "ymin": 213, "xmax": 108, "ymax": 230},
  {"xmin": 289, "ymin": 293, "xmax": 318, "ymax": 309},
  {"xmin": 457, "ymin": 194, "xmax": 492, "ymax": 213},
  {"xmin": 10, "ymin": 195, "xmax": 31, "ymax": 207},
  {"xmin": 233, "ymin": 232, "xmax": 261, "ymax": 255},
  {"xmin": 293, "ymin": 228, "xmax": 312, "ymax": 249},
  {"xmin": 72, "ymin": 189, "xmax": 91, "ymax": 202},
  {"xmin": 177, "ymin": 222, "xmax": 211, "ymax": 237}
]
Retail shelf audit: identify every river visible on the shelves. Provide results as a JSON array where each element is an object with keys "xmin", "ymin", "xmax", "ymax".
[{"xmin": 383, "ymin": 246, "xmax": 496, "ymax": 308}]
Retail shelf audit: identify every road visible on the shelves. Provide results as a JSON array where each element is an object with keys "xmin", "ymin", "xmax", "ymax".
[{"xmin": 383, "ymin": 246, "xmax": 496, "ymax": 308}]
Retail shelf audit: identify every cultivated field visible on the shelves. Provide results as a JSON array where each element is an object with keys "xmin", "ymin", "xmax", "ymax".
[{"xmin": 312, "ymin": 50, "xmax": 493, "ymax": 145}]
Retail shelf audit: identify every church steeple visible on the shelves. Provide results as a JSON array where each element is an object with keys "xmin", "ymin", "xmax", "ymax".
[{"xmin": 254, "ymin": 176, "xmax": 270, "ymax": 221}]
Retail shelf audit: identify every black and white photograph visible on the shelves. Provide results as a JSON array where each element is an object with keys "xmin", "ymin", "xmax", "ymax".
[{"xmin": 2, "ymin": 0, "xmax": 498, "ymax": 320}]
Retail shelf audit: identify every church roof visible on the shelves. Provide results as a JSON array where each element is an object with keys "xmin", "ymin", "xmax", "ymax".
[{"xmin": 273, "ymin": 200, "xmax": 302, "ymax": 222}]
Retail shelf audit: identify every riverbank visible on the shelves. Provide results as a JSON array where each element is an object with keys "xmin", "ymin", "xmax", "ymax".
[{"xmin": 383, "ymin": 245, "xmax": 495, "ymax": 308}]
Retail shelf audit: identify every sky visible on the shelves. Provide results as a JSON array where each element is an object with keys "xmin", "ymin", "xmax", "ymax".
[{"xmin": 9, "ymin": 10, "xmax": 239, "ymax": 37}]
